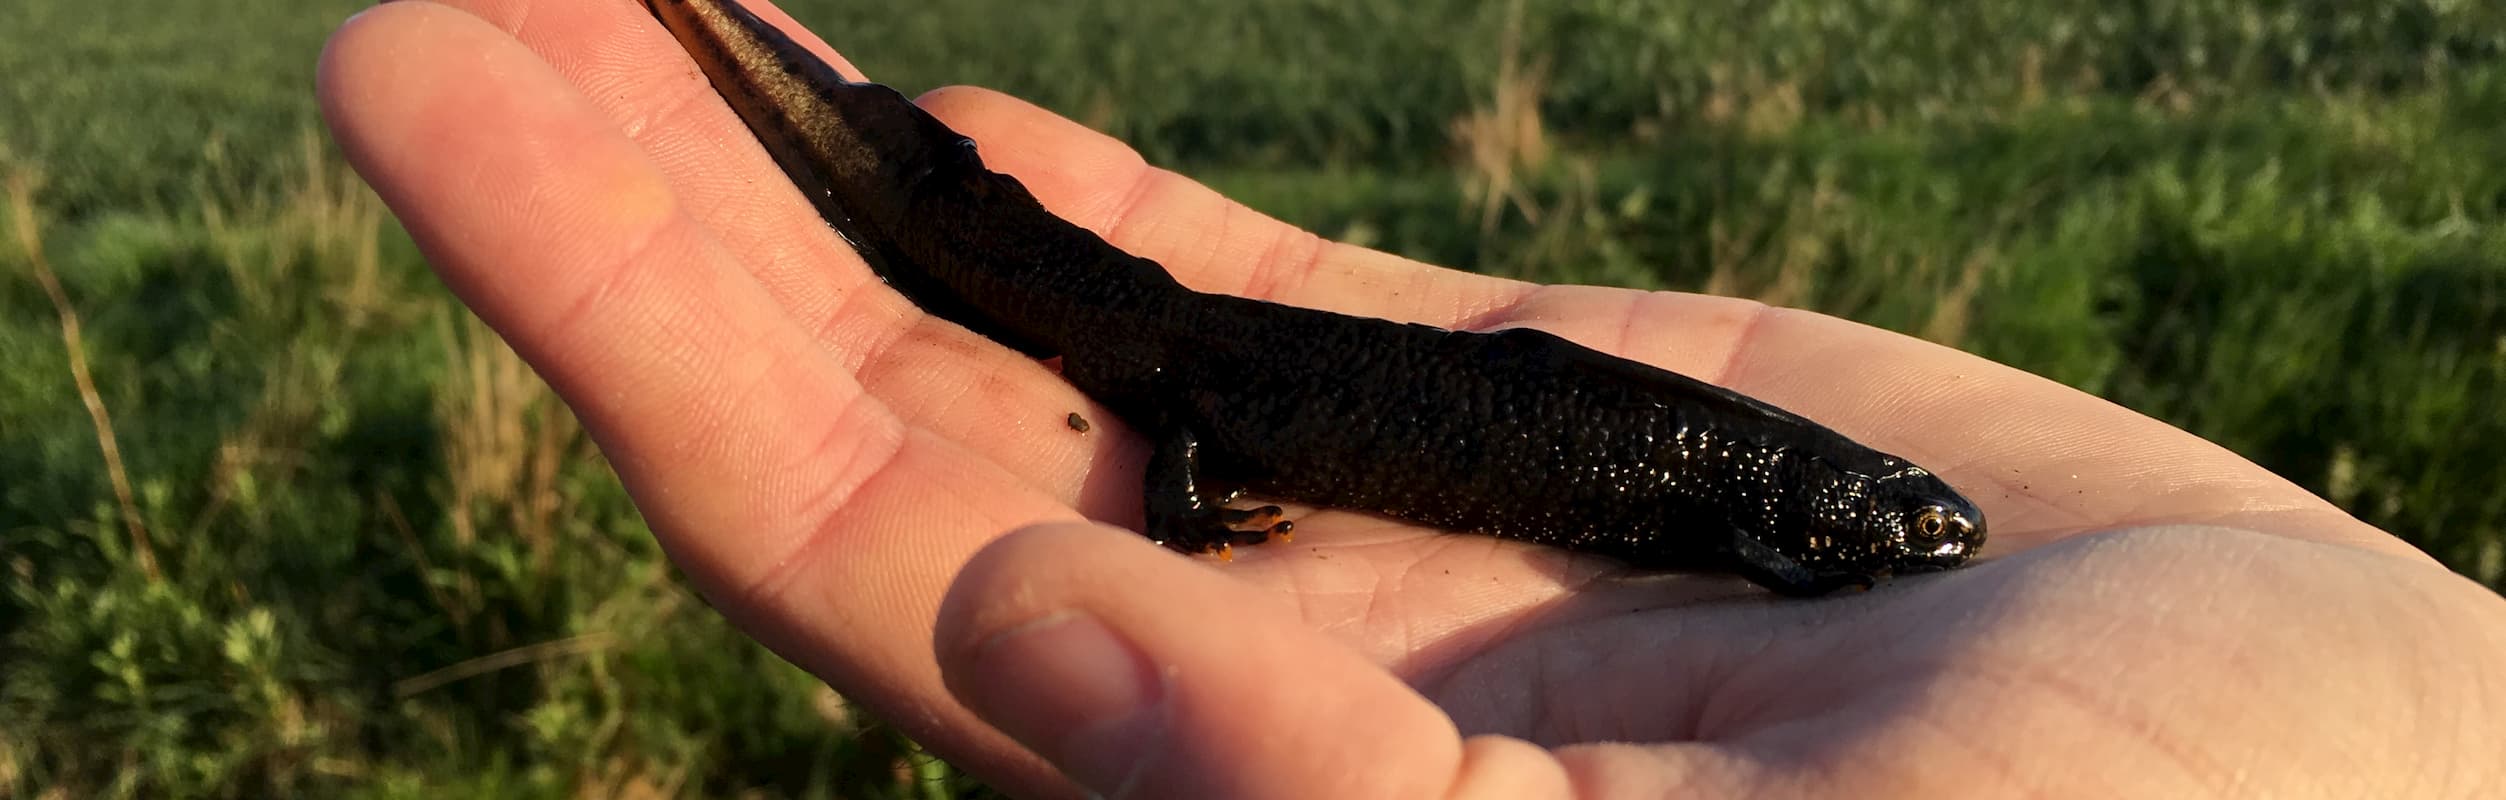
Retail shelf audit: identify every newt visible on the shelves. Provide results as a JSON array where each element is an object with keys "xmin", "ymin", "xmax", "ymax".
[{"xmin": 636, "ymin": 0, "xmax": 1985, "ymax": 595}]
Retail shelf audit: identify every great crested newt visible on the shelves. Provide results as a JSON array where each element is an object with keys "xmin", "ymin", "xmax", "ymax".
[{"xmin": 636, "ymin": 0, "xmax": 1985, "ymax": 595}]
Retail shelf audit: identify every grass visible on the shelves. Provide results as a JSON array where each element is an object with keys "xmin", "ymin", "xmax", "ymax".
[{"xmin": 3, "ymin": 0, "xmax": 2501, "ymax": 796}]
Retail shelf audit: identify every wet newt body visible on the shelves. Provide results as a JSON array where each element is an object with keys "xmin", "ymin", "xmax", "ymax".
[{"xmin": 639, "ymin": 0, "xmax": 1985, "ymax": 595}]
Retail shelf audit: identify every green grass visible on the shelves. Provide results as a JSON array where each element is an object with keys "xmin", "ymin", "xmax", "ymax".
[{"xmin": 4, "ymin": 0, "xmax": 2502, "ymax": 796}]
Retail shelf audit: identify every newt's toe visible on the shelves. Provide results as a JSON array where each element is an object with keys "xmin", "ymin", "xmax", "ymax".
[
  {"xmin": 1150, "ymin": 504, "xmax": 1296, "ymax": 561},
  {"xmin": 1222, "ymin": 505, "xmax": 1285, "ymax": 528}
]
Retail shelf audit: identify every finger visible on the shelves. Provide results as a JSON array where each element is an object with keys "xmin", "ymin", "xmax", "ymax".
[
  {"xmin": 325, "ymin": 1, "xmax": 880, "ymax": 586},
  {"xmin": 935, "ymin": 523, "xmax": 1575, "ymax": 799},
  {"xmin": 321, "ymin": 5, "xmax": 1079, "ymax": 787},
  {"xmin": 1552, "ymin": 526, "xmax": 2506, "ymax": 796},
  {"xmin": 356, "ymin": 0, "xmax": 1129, "ymax": 510},
  {"xmin": 1726, "ymin": 310, "xmax": 2409, "ymax": 557},
  {"xmin": 886, "ymin": 85, "xmax": 1793, "ymax": 399},
  {"xmin": 1496, "ymin": 286, "xmax": 2401, "ymax": 556},
  {"xmin": 448, "ymin": 0, "xmax": 1543, "ymax": 337},
  {"xmin": 434, "ymin": 0, "xmax": 876, "ymax": 335},
  {"xmin": 914, "ymin": 86, "xmax": 1541, "ymax": 329},
  {"xmin": 442, "ymin": 0, "xmax": 1536, "ymax": 338}
]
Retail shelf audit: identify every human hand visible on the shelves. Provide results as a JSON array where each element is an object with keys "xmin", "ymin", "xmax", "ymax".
[{"xmin": 317, "ymin": 1, "xmax": 2506, "ymax": 797}]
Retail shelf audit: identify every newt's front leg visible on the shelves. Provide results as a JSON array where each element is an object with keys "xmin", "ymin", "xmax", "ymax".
[
  {"xmin": 1144, "ymin": 426, "xmax": 1294, "ymax": 560},
  {"xmin": 1728, "ymin": 531, "xmax": 1873, "ymax": 597}
]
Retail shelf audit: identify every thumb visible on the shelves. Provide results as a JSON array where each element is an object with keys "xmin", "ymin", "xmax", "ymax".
[{"xmin": 933, "ymin": 522, "xmax": 1569, "ymax": 799}]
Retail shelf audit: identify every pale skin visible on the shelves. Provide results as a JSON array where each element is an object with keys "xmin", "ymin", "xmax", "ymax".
[{"xmin": 317, "ymin": 1, "xmax": 2506, "ymax": 797}]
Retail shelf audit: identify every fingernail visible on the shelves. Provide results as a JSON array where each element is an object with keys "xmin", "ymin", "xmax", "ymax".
[{"xmin": 960, "ymin": 612, "xmax": 1167, "ymax": 792}]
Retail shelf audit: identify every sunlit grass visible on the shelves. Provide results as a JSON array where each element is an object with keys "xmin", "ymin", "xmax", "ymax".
[{"xmin": 0, "ymin": 137, "xmax": 977, "ymax": 797}]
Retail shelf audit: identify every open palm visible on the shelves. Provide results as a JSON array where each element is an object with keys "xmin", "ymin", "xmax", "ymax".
[{"xmin": 320, "ymin": 1, "xmax": 2506, "ymax": 797}]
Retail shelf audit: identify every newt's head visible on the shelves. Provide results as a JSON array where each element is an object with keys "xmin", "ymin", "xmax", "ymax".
[
  {"xmin": 1729, "ymin": 459, "xmax": 1986, "ymax": 595},
  {"xmin": 1868, "ymin": 468, "xmax": 1986, "ymax": 574},
  {"xmin": 1814, "ymin": 463, "xmax": 1984, "ymax": 581}
]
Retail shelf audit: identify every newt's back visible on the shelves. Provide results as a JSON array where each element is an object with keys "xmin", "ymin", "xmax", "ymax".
[{"xmin": 1097, "ymin": 292, "xmax": 1938, "ymax": 573}]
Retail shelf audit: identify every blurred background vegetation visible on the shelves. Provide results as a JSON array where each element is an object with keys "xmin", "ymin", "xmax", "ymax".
[{"xmin": 3, "ymin": 0, "xmax": 2500, "ymax": 796}]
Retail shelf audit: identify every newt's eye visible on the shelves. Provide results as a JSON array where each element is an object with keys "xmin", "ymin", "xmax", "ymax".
[
  {"xmin": 1899, "ymin": 502, "xmax": 1982, "ymax": 571},
  {"xmin": 1913, "ymin": 507, "xmax": 1950, "ymax": 541}
]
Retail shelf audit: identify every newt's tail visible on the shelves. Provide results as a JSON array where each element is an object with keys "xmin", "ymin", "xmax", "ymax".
[{"xmin": 637, "ymin": 0, "xmax": 1064, "ymax": 355}]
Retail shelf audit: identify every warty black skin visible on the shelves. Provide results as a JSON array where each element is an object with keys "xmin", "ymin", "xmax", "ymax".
[{"xmin": 637, "ymin": 0, "xmax": 1986, "ymax": 595}]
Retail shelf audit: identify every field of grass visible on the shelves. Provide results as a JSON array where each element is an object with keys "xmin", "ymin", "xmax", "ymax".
[{"xmin": 4, "ymin": 0, "xmax": 2501, "ymax": 796}]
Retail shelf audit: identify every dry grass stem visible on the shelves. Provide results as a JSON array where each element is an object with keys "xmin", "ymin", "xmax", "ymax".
[
  {"xmin": 1455, "ymin": 0, "xmax": 1551, "ymax": 238},
  {"xmin": 8, "ymin": 171, "xmax": 158, "ymax": 580},
  {"xmin": 392, "ymin": 632, "xmax": 619, "ymax": 698}
]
